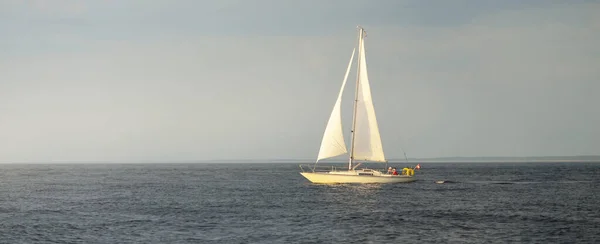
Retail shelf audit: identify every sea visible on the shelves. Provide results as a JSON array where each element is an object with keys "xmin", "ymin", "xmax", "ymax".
[{"xmin": 0, "ymin": 162, "xmax": 598, "ymax": 244}]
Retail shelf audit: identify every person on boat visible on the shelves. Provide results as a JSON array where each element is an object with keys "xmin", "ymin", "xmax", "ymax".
[
  {"xmin": 387, "ymin": 167, "xmax": 393, "ymax": 174},
  {"xmin": 392, "ymin": 168, "xmax": 398, "ymax": 175}
]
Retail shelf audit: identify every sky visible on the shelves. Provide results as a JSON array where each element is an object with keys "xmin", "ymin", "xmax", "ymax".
[{"xmin": 0, "ymin": 0, "xmax": 599, "ymax": 162}]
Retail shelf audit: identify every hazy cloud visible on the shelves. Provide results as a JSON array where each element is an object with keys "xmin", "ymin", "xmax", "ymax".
[{"xmin": 0, "ymin": 1, "xmax": 598, "ymax": 162}]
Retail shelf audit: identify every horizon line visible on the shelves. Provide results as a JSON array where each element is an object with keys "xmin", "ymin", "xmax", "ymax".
[{"xmin": 2, "ymin": 155, "xmax": 600, "ymax": 164}]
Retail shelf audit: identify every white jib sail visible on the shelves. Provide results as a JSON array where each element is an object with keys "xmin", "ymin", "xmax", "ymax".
[
  {"xmin": 316, "ymin": 48, "xmax": 356, "ymax": 162},
  {"xmin": 352, "ymin": 34, "xmax": 386, "ymax": 162}
]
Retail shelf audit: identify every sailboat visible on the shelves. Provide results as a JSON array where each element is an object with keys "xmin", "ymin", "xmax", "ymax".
[{"xmin": 299, "ymin": 26, "xmax": 416, "ymax": 184}]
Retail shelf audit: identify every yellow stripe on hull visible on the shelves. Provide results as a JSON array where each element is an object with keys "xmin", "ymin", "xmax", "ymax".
[{"xmin": 300, "ymin": 172, "xmax": 416, "ymax": 184}]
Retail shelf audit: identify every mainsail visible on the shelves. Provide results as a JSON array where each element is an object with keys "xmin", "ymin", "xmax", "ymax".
[
  {"xmin": 316, "ymin": 48, "xmax": 356, "ymax": 162},
  {"xmin": 351, "ymin": 31, "xmax": 386, "ymax": 162}
]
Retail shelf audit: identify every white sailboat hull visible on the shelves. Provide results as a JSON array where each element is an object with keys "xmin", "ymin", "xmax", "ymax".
[{"xmin": 300, "ymin": 172, "xmax": 416, "ymax": 184}]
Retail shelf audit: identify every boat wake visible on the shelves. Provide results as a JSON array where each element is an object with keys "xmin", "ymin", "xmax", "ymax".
[
  {"xmin": 435, "ymin": 180, "xmax": 546, "ymax": 185},
  {"xmin": 434, "ymin": 180, "xmax": 596, "ymax": 185},
  {"xmin": 434, "ymin": 180, "xmax": 459, "ymax": 184}
]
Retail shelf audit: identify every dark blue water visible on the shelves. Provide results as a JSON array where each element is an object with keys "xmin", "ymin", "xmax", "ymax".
[{"xmin": 0, "ymin": 162, "xmax": 599, "ymax": 243}]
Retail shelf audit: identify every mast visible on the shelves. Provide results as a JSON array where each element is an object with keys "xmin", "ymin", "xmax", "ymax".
[{"xmin": 348, "ymin": 26, "xmax": 363, "ymax": 170}]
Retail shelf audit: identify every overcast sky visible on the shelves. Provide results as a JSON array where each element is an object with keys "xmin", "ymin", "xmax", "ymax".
[{"xmin": 1, "ymin": 0, "xmax": 598, "ymax": 162}]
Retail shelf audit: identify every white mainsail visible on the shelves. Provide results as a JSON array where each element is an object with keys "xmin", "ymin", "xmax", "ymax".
[
  {"xmin": 316, "ymin": 48, "xmax": 356, "ymax": 162},
  {"xmin": 351, "ymin": 31, "xmax": 386, "ymax": 162}
]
